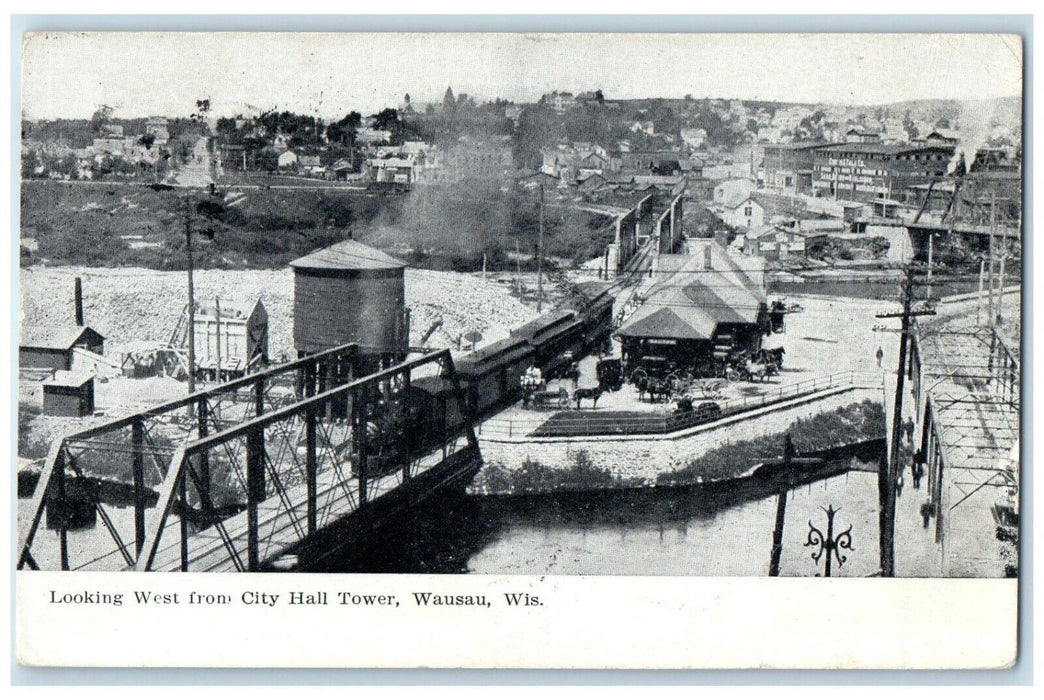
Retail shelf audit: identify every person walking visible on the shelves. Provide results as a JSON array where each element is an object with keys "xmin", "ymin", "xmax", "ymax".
[{"xmin": 876, "ymin": 346, "xmax": 884, "ymax": 368}]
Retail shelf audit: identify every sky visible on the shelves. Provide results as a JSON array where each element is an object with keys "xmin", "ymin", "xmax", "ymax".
[{"xmin": 20, "ymin": 32, "xmax": 1024, "ymax": 120}]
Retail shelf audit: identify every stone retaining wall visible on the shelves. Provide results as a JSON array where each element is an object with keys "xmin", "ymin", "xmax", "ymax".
[{"xmin": 476, "ymin": 387, "xmax": 882, "ymax": 484}]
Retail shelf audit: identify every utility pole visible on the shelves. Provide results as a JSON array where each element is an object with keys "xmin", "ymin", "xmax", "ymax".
[
  {"xmin": 768, "ymin": 433, "xmax": 793, "ymax": 577},
  {"xmin": 987, "ymin": 192, "xmax": 996, "ymax": 324},
  {"xmin": 185, "ymin": 200, "xmax": 196, "ymax": 398},
  {"xmin": 926, "ymin": 233, "xmax": 934, "ymax": 300},
  {"xmin": 515, "ymin": 238, "xmax": 522, "ymax": 297},
  {"xmin": 215, "ymin": 297, "xmax": 222, "ymax": 383},
  {"xmin": 996, "ymin": 238, "xmax": 1007, "ymax": 326},
  {"xmin": 976, "ymin": 257, "xmax": 985, "ymax": 326},
  {"xmin": 537, "ymin": 180, "xmax": 545, "ymax": 312},
  {"xmin": 875, "ymin": 266, "xmax": 936, "ymax": 577}
]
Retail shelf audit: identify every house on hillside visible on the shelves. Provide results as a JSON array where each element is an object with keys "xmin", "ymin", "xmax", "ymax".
[
  {"xmin": 145, "ymin": 117, "xmax": 170, "ymax": 145},
  {"xmin": 680, "ymin": 128, "xmax": 707, "ymax": 149},
  {"xmin": 577, "ymin": 172, "xmax": 608, "ymax": 194},
  {"xmin": 545, "ymin": 91, "xmax": 576, "ymax": 113},
  {"xmin": 272, "ymin": 133, "xmax": 291, "ymax": 151},
  {"xmin": 630, "ymin": 120, "xmax": 655, "ymax": 135},
  {"xmin": 518, "ymin": 170, "xmax": 559, "ymax": 192},
  {"xmin": 330, "ymin": 158, "xmax": 355, "ymax": 180},
  {"xmin": 713, "ymin": 178, "xmax": 755, "ymax": 206}
]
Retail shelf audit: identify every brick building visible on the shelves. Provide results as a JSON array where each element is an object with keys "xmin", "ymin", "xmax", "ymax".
[
  {"xmin": 812, "ymin": 142, "xmax": 955, "ymax": 203},
  {"xmin": 761, "ymin": 141, "xmax": 837, "ymax": 195}
]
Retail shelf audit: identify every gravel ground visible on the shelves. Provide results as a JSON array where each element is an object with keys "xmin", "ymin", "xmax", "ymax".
[{"xmin": 19, "ymin": 265, "xmax": 538, "ymax": 361}]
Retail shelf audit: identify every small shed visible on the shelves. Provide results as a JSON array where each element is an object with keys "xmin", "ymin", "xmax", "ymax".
[
  {"xmin": 20, "ymin": 325, "xmax": 106, "ymax": 372},
  {"xmin": 42, "ymin": 372, "xmax": 95, "ymax": 417}
]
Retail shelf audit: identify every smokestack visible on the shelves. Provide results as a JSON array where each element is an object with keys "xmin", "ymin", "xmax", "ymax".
[
  {"xmin": 704, "ymin": 244, "xmax": 713, "ymax": 270},
  {"xmin": 74, "ymin": 277, "xmax": 84, "ymax": 326}
]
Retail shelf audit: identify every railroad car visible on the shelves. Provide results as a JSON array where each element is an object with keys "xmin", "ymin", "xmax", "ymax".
[
  {"xmin": 404, "ymin": 374, "xmax": 468, "ymax": 447},
  {"xmin": 571, "ymin": 282, "xmax": 615, "ymax": 355},
  {"xmin": 510, "ymin": 310, "xmax": 586, "ymax": 377},
  {"xmin": 452, "ymin": 336, "xmax": 535, "ymax": 415},
  {"xmin": 406, "ymin": 294, "xmax": 617, "ymax": 434}
]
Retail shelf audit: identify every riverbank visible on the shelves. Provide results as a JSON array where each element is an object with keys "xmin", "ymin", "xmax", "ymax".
[
  {"xmin": 470, "ymin": 399, "xmax": 885, "ymax": 496},
  {"xmin": 303, "ymin": 461, "xmax": 886, "ymax": 576}
]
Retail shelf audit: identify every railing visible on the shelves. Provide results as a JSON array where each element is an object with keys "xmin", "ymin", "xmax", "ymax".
[
  {"xmin": 18, "ymin": 343, "xmax": 361, "ymax": 571},
  {"xmin": 476, "ymin": 371, "xmax": 884, "ymax": 439},
  {"xmin": 134, "ymin": 349, "xmax": 478, "ymax": 572}
]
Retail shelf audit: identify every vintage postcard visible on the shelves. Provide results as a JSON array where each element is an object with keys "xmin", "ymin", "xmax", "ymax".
[{"xmin": 14, "ymin": 30, "xmax": 1022, "ymax": 669}]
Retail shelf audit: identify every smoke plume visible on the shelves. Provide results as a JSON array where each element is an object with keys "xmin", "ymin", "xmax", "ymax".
[{"xmin": 947, "ymin": 100, "xmax": 996, "ymax": 175}]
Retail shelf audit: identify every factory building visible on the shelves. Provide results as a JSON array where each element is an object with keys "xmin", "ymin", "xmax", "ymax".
[
  {"xmin": 290, "ymin": 239, "xmax": 409, "ymax": 365},
  {"xmin": 761, "ymin": 141, "xmax": 837, "ymax": 195},
  {"xmin": 811, "ymin": 142, "xmax": 955, "ymax": 203}
]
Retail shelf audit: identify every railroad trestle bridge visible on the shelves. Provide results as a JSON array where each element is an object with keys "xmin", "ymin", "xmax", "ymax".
[{"xmin": 18, "ymin": 344, "xmax": 479, "ymax": 572}]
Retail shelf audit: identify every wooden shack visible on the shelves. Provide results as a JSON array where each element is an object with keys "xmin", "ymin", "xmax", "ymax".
[
  {"xmin": 42, "ymin": 372, "xmax": 95, "ymax": 417},
  {"xmin": 20, "ymin": 325, "xmax": 106, "ymax": 372}
]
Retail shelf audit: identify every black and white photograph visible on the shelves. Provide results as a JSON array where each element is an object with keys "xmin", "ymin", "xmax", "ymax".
[
  {"xmin": 14, "ymin": 30, "xmax": 1023, "ymax": 577},
  {"xmin": 11, "ymin": 26, "xmax": 1025, "ymax": 670}
]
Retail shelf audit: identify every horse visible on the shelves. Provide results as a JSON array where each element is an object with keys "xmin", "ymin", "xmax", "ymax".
[
  {"xmin": 644, "ymin": 378, "xmax": 672, "ymax": 402},
  {"xmin": 529, "ymin": 386, "xmax": 571, "ymax": 410},
  {"xmin": 744, "ymin": 359, "xmax": 772, "ymax": 383},
  {"xmin": 574, "ymin": 386, "xmax": 604, "ymax": 409},
  {"xmin": 762, "ymin": 347, "xmax": 785, "ymax": 369},
  {"xmin": 630, "ymin": 369, "xmax": 650, "ymax": 401}
]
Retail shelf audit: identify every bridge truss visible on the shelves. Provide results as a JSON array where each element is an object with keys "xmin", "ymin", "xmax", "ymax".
[
  {"xmin": 18, "ymin": 344, "xmax": 478, "ymax": 572},
  {"xmin": 913, "ymin": 324, "xmax": 1020, "ymax": 573}
]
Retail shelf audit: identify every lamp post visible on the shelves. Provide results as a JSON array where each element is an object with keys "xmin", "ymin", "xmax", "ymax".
[{"xmin": 804, "ymin": 504, "xmax": 854, "ymax": 577}]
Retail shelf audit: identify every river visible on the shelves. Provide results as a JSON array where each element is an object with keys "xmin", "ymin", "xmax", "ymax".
[
  {"xmin": 303, "ymin": 456, "xmax": 885, "ymax": 578},
  {"xmin": 19, "ymin": 452, "xmax": 893, "ymax": 577}
]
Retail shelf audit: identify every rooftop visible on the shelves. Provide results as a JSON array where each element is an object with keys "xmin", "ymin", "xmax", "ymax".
[
  {"xmin": 289, "ymin": 239, "xmax": 405, "ymax": 271},
  {"xmin": 21, "ymin": 324, "xmax": 104, "ymax": 350},
  {"xmin": 815, "ymin": 142, "xmax": 955, "ymax": 157},
  {"xmin": 617, "ymin": 242, "xmax": 765, "ymax": 341}
]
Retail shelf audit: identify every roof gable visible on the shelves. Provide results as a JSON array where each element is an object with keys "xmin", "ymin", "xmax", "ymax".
[{"xmin": 21, "ymin": 325, "xmax": 105, "ymax": 350}]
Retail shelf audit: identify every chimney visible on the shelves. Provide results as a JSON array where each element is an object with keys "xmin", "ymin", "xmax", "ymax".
[
  {"xmin": 74, "ymin": 277, "xmax": 84, "ymax": 326},
  {"xmin": 704, "ymin": 244, "xmax": 713, "ymax": 270}
]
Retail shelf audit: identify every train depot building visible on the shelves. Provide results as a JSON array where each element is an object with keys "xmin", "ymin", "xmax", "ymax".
[{"xmin": 615, "ymin": 240, "xmax": 768, "ymax": 374}]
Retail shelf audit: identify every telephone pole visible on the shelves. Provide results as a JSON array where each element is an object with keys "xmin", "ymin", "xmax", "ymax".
[
  {"xmin": 875, "ymin": 265, "xmax": 936, "ymax": 577},
  {"xmin": 185, "ymin": 200, "xmax": 196, "ymax": 398},
  {"xmin": 537, "ymin": 180, "xmax": 545, "ymax": 313}
]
